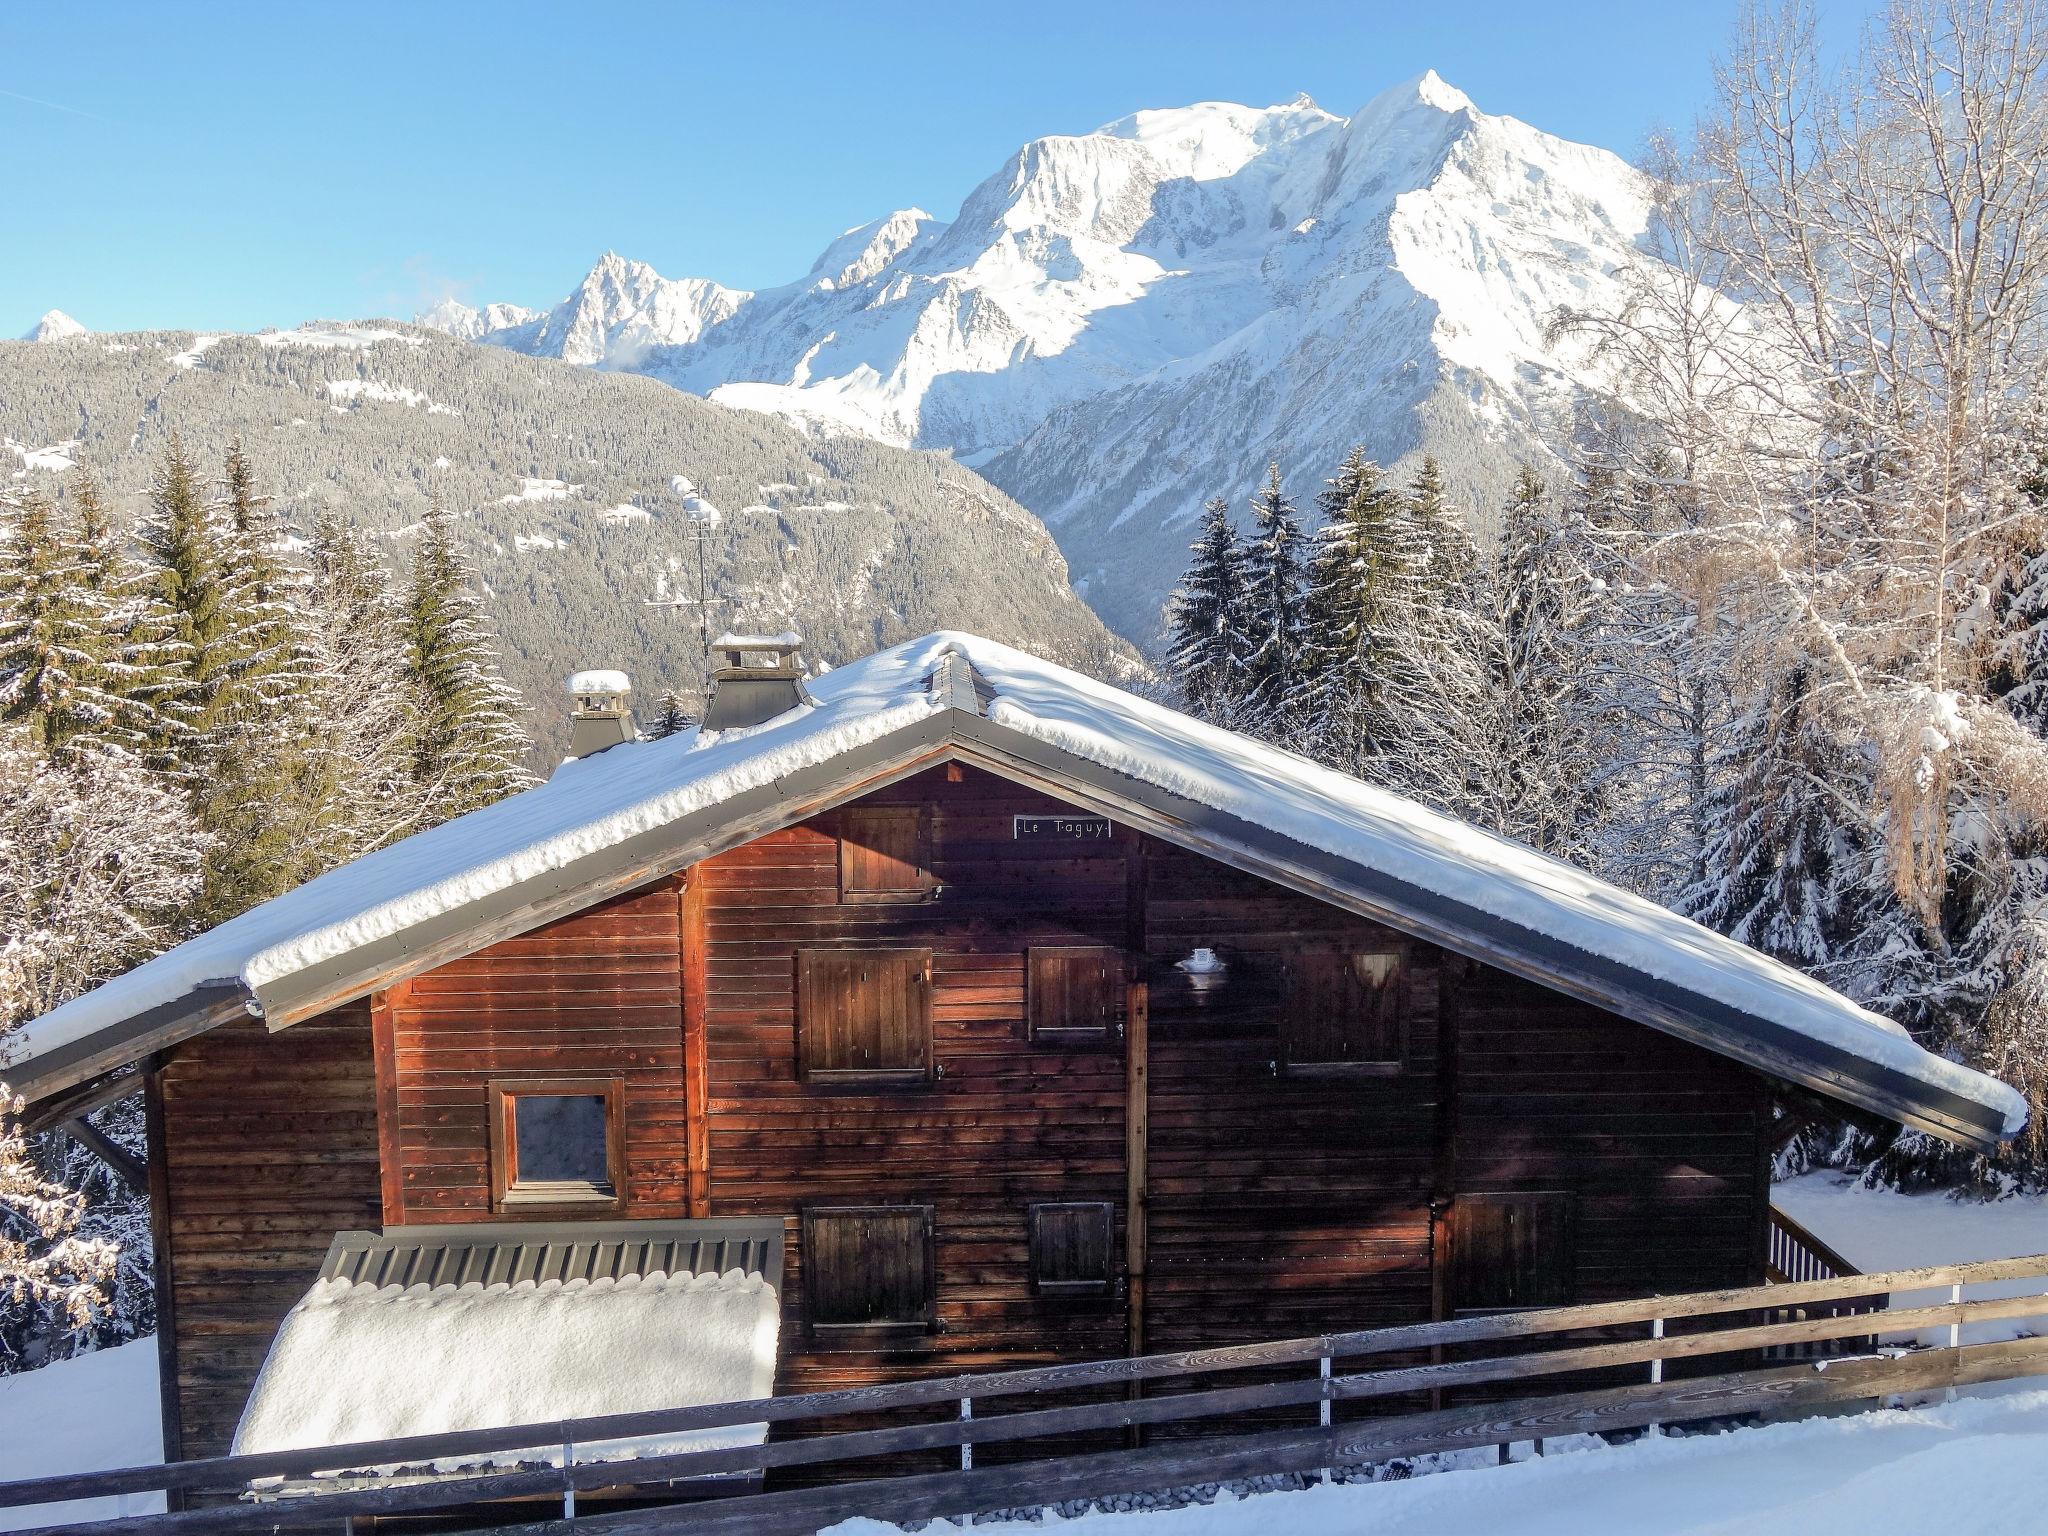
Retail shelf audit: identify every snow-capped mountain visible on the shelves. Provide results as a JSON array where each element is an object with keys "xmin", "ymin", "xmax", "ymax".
[
  {"xmin": 420, "ymin": 72, "xmax": 1656, "ymax": 637},
  {"xmin": 24, "ymin": 309, "xmax": 88, "ymax": 342}
]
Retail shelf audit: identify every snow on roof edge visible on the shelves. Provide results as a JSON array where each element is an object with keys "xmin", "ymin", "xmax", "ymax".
[{"xmin": 4, "ymin": 631, "xmax": 2028, "ymax": 1141}]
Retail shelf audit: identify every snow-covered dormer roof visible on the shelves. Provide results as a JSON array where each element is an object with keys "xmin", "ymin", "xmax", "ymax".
[{"xmin": 4, "ymin": 633, "xmax": 2026, "ymax": 1150}]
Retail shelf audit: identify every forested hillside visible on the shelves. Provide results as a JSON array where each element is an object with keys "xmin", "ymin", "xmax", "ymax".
[{"xmin": 0, "ymin": 323, "xmax": 1138, "ymax": 759}]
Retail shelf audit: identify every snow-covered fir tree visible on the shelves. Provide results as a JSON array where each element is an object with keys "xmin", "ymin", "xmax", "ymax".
[
  {"xmin": 1239, "ymin": 464, "xmax": 1311, "ymax": 743},
  {"xmin": 649, "ymin": 690, "xmax": 696, "ymax": 739},
  {"xmin": 0, "ymin": 489, "xmax": 115, "ymax": 754},
  {"xmin": 405, "ymin": 500, "xmax": 535, "ymax": 814},
  {"xmin": 1166, "ymin": 496, "xmax": 1254, "ymax": 727},
  {"xmin": 1302, "ymin": 448, "xmax": 1434, "ymax": 780}
]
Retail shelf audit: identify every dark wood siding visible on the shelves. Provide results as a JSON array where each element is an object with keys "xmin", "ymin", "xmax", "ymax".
[
  {"xmin": 1448, "ymin": 959, "xmax": 1772, "ymax": 1304},
  {"xmin": 699, "ymin": 767, "xmax": 1134, "ymax": 1400},
  {"xmin": 154, "ymin": 1005, "xmax": 381, "ymax": 1459},
  {"xmin": 381, "ymin": 880, "xmax": 687, "ymax": 1224},
  {"xmin": 1140, "ymin": 843, "xmax": 1442, "ymax": 1351}
]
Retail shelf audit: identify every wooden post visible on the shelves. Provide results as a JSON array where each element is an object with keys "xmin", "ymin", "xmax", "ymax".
[
  {"xmin": 680, "ymin": 871, "xmax": 711, "ymax": 1218},
  {"xmin": 142, "ymin": 1063, "xmax": 186, "ymax": 1500},
  {"xmin": 369, "ymin": 987, "xmax": 406, "ymax": 1224},
  {"xmin": 1125, "ymin": 977, "xmax": 1150, "ymax": 1450},
  {"xmin": 1125, "ymin": 980, "xmax": 1149, "ymax": 1363}
]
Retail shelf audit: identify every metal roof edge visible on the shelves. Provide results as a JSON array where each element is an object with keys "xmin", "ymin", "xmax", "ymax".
[
  {"xmin": 6, "ymin": 982, "xmax": 251, "ymax": 1106},
  {"xmin": 10, "ymin": 667, "xmax": 2014, "ymax": 1153},
  {"xmin": 943, "ymin": 714, "xmax": 2013, "ymax": 1154}
]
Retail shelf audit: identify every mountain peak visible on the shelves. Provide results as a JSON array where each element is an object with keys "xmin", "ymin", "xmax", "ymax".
[
  {"xmin": 1411, "ymin": 68, "xmax": 1474, "ymax": 113},
  {"xmin": 25, "ymin": 308, "xmax": 87, "ymax": 342}
]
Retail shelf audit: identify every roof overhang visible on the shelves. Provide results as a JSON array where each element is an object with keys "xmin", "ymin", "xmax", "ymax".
[{"xmin": 7, "ymin": 650, "xmax": 2019, "ymax": 1153}]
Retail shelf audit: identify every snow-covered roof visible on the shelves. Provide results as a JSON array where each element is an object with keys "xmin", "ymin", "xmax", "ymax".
[
  {"xmin": 713, "ymin": 631, "xmax": 803, "ymax": 650},
  {"xmin": 3, "ymin": 632, "xmax": 2026, "ymax": 1149},
  {"xmin": 566, "ymin": 669, "xmax": 633, "ymax": 696},
  {"xmin": 233, "ymin": 1221, "xmax": 781, "ymax": 1467}
]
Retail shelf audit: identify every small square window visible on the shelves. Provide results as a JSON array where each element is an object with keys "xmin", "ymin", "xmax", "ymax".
[
  {"xmin": 839, "ymin": 806, "xmax": 935, "ymax": 904},
  {"xmin": 803, "ymin": 1205, "xmax": 936, "ymax": 1337},
  {"xmin": 1028, "ymin": 947, "xmax": 1123, "ymax": 1043},
  {"xmin": 1029, "ymin": 1202, "xmax": 1116, "ymax": 1296},
  {"xmin": 1278, "ymin": 946, "xmax": 1407, "ymax": 1074},
  {"xmin": 489, "ymin": 1078, "xmax": 624, "ymax": 1212},
  {"xmin": 1450, "ymin": 1192, "xmax": 1576, "ymax": 1314}
]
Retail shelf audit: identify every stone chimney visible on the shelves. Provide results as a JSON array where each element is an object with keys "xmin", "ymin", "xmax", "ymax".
[
  {"xmin": 701, "ymin": 632, "xmax": 812, "ymax": 731},
  {"xmin": 565, "ymin": 669, "xmax": 637, "ymax": 759}
]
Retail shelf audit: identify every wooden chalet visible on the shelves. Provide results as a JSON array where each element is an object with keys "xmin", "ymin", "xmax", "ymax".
[{"xmin": 5, "ymin": 632, "xmax": 2025, "ymax": 1495}]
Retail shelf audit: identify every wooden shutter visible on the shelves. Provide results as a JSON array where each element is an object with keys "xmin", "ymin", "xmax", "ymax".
[
  {"xmin": 1027, "ymin": 946, "xmax": 1122, "ymax": 1042},
  {"xmin": 839, "ymin": 806, "xmax": 934, "ymax": 903},
  {"xmin": 1449, "ymin": 1192, "xmax": 1576, "ymax": 1313},
  {"xmin": 1029, "ymin": 1202, "xmax": 1116, "ymax": 1295},
  {"xmin": 1278, "ymin": 945, "xmax": 1406, "ymax": 1073},
  {"xmin": 797, "ymin": 947, "xmax": 933, "ymax": 1084},
  {"xmin": 803, "ymin": 1205, "xmax": 937, "ymax": 1331}
]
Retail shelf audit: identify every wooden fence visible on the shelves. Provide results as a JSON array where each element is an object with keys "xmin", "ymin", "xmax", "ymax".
[
  {"xmin": 6, "ymin": 1253, "xmax": 2047, "ymax": 1536},
  {"xmin": 1762, "ymin": 1205, "xmax": 1887, "ymax": 1361}
]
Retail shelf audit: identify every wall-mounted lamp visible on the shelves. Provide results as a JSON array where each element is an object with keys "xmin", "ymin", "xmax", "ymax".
[{"xmin": 1176, "ymin": 946, "xmax": 1228, "ymax": 993}]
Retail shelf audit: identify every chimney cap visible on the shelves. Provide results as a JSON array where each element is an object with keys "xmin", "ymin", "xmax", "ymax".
[
  {"xmin": 710, "ymin": 631, "xmax": 802, "ymax": 653},
  {"xmin": 567, "ymin": 669, "xmax": 634, "ymax": 697}
]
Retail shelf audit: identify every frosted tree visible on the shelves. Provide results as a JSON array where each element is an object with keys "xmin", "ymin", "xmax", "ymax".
[
  {"xmin": 1240, "ymin": 464, "xmax": 1311, "ymax": 742},
  {"xmin": 1166, "ymin": 497, "xmax": 1254, "ymax": 727},
  {"xmin": 0, "ymin": 489, "xmax": 113, "ymax": 753},
  {"xmin": 649, "ymin": 690, "xmax": 695, "ymax": 739},
  {"xmin": 405, "ymin": 500, "xmax": 535, "ymax": 816},
  {"xmin": 277, "ymin": 510, "xmax": 440, "ymax": 872},
  {"xmin": 1302, "ymin": 448, "xmax": 1434, "ymax": 780},
  {"xmin": 0, "ymin": 724, "xmax": 206, "ymax": 1025},
  {"xmin": 66, "ymin": 472, "xmax": 188, "ymax": 759},
  {"xmin": 0, "ymin": 1085, "xmax": 115, "ymax": 1366},
  {"xmin": 1468, "ymin": 468, "xmax": 1609, "ymax": 860}
]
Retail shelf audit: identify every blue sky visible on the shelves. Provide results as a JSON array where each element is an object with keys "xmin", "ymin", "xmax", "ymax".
[{"xmin": 2, "ymin": 1, "xmax": 1876, "ymax": 338}]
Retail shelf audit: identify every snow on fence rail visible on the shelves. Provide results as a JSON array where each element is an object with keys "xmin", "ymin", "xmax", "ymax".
[{"xmin": 7, "ymin": 1254, "xmax": 2048, "ymax": 1536}]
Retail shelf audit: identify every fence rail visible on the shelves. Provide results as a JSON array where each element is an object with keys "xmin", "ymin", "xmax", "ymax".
[{"xmin": 7, "ymin": 1252, "xmax": 2047, "ymax": 1536}]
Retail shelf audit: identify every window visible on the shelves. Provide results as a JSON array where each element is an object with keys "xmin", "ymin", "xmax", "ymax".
[
  {"xmin": 1029, "ymin": 1202, "xmax": 1116, "ymax": 1296},
  {"xmin": 1027, "ymin": 947, "xmax": 1123, "ymax": 1043},
  {"xmin": 839, "ymin": 806, "xmax": 934, "ymax": 903},
  {"xmin": 796, "ymin": 947, "xmax": 934, "ymax": 1084},
  {"xmin": 1277, "ymin": 945, "xmax": 1407, "ymax": 1074},
  {"xmin": 488, "ymin": 1077, "xmax": 624, "ymax": 1212},
  {"xmin": 803, "ymin": 1205, "xmax": 936, "ymax": 1333},
  {"xmin": 1449, "ymin": 1192, "xmax": 1576, "ymax": 1314}
]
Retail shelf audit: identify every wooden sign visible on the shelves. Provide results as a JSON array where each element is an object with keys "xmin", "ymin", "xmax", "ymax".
[{"xmin": 1013, "ymin": 814, "xmax": 1113, "ymax": 842}]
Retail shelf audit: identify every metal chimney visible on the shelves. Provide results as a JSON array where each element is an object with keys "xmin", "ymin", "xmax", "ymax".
[
  {"xmin": 701, "ymin": 632, "xmax": 812, "ymax": 731},
  {"xmin": 565, "ymin": 670, "xmax": 637, "ymax": 759}
]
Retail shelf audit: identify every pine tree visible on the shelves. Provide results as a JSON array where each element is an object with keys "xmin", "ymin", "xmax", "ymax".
[
  {"xmin": 1166, "ymin": 497, "xmax": 1253, "ymax": 726},
  {"xmin": 1302, "ymin": 448, "xmax": 1433, "ymax": 778},
  {"xmin": 135, "ymin": 437, "xmax": 222, "ymax": 775},
  {"xmin": 212, "ymin": 440, "xmax": 316, "ymax": 727},
  {"xmin": 405, "ymin": 500, "xmax": 534, "ymax": 815},
  {"xmin": 281, "ymin": 509, "xmax": 437, "ymax": 868},
  {"xmin": 0, "ymin": 489, "xmax": 113, "ymax": 752},
  {"xmin": 1240, "ymin": 463, "xmax": 1310, "ymax": 742},
  {"xmin": 66, "ymin": 472, "xmax": 185, "ymax": 758},
  {"xmin": 650, "ymin": 690, "xmax": 695, "ymax": 739},
  {"xmin": 1472, "ymin": 468, "xmax": 1605, "ymax": 858}
]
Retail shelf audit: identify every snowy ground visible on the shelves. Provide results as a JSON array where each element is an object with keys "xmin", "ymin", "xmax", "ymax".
[
  {"xmin": 0, "ymin": 1339, "xmax": 163, "ymax": 1530},
  {"xmin": 1773, "ymin": 1171, "xmax": 2048, "ymax": 1345},
  {"xmin": 831, "ymin": 1393, "xmax": 2048, "ymax": 1536}
]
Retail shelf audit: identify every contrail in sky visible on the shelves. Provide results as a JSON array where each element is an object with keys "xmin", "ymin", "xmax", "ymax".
[{"xmin": 0, "ymin": 86, "xmax": 109, "ymax": 122}]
